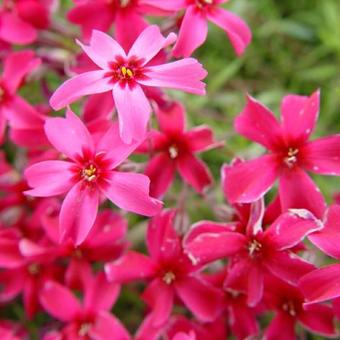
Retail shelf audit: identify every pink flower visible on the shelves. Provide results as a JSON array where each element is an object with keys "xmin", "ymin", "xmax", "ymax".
[
  {"xmin": 183, "ymin": 199, "xmax": 321, "ymax": 306},
  {"xmin": 223, "ymin": 90, "xmax": 340, "ymax": 218},
  {"xmin": 264, "ymin": 275, "xmax": 335, "ymax": 340},
  {"xmin": 40, "ymin": 272, "xmax": 130, "ymax": 340},
  {"xmin": 24, "ymin": 109, "xmax": 162, "ymax": 245},
  {"xmin": 105, "ymin": 210, "xmax": 223, "ymax": 326},
  {"xmin": 0, "ymin": 0, "xmax": 51, "ymax": 45},
  {"xmin": 67, "ymin": 0, "xmax": 177, "ymax": 50},
  {"xmin": 139, "ymin": 101, "xmax": 221, "ymax": 198},
  {"xmin": 50, "ymin": 25, "xmax": 207, "ymax": 143},
  {"xmin": 171, "ymin": 0, "xmax": 252, "ymax": 57},
  {"xmin": 0, "ymin": 50, "xmax": 41, "ymax": 144}
]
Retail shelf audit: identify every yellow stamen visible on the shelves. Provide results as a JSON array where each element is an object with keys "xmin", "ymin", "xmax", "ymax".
[
  {"xmin": 121, "ymin": 66, "xmax": 134, "ymax": 78},
  {"xmin": 82, "ymin": 164, "xmax": 97, "ymax": 182},
  {"xmin": 163, "ymin": 271, "xmax": 176, "ymax": 285},
  {"xmin": 248, "ymin": 239, "xmax": 262, "ymax": 257}
]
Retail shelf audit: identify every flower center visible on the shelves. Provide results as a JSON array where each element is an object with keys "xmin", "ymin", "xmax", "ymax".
[
  {"xmin": 248, "ymin": 239, "xmax": 262, "ymax": 257},
  {"xmin": 168, "ymin": 145, "xmax": 179, "ymax": 159},
  {"xmin": 282, "ymin": 301, "xmax": 296, "ymax": 317},
  {"xmin": 120, "ymin": 0, "xmax": 131, "ymax": 7},
  {"xmin": 78, "ymin": 323, "xmax": 92, "ymax": 337},
  {"xmin": 283, "ymin": 148, "xmax": 299, "ymax": 168},
  {"xmin": 28, "ymin": 263, "xmax": 40, "ymax": 275},
  {"xmin": 163, "ymin": 271, "xmax": 176, "ymax": 285},
  {"xmin": 196, "ymin": 0, "xmax": 213, "ymax": 8},
  {"xmin": 82, "ymin": 164, "xmax": 97, "ymax": 182},
  {"xmin": 120, "ymin": 66, "xmax": 134, "ymax": 79},
  {"xmin": 0, "ymin": 86, "xmax": 5, "ymax": 102}
]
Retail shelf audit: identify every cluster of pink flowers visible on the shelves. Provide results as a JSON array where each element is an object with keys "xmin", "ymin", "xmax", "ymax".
[{"xmin": 0, "ymin": 1, "xmax": 339, "ymax": 339}]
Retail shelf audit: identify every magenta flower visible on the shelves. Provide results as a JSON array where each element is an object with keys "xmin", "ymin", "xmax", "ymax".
[
  {"xmin": 40, "ymin": 273, "xmax": 130, "ymax": 340},
  {"xmin": 224, "ymin": 90, "xmax": 340, "ymax": 218},
  {"xmin": 299, "ymin": 204, "xmax": 340, "ymax": 304},
  {"xmin": 105, "ymin": 210, "xmax": 223, "ymax": 326},
  {"xmin": 50, "ymin": 25, "xmax": 207, "ymax": 143},
  {"xmin": 0, "ymin": 0, "xmax": 51, "ymax": 45},
  {"xmin": 184, "ymin": 200, "xmax": 321, "ymax": 306},
  {"xmin": 67, "ymin": 0, "xmax": 178, "ymax": 50},
  {"xmin": 171, "ymin": 0, "xmax": 252, "ymax": 57},
  {"xmin": 264, "ymin": 275, "xmax": 335, "ymax": 340},
  {"xmin": 0, "ymin": 50, "xmax": 41, "ymax": 144},
  {"xmin": 24, "ymin": 109, "xmax": 162, "ymax": 245},
  {"xmin": 139, "ymin": 101, "xmax": 221, "ymax": 198}
]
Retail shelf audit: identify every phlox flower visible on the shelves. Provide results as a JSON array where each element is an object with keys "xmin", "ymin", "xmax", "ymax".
[
  {"xmin": 224, "ymin": 90, "xmax": 340, "ymax": 218},
  {"xmin": 105, "ymin": 210, "xmax": 223, "ymax": 327},
  {"xmin": 169, "ymin": 0, "xmax": 252, "ymax": 57},
  {"xmin": 0, "ymin": 0, "xmax": 51, "ymax": 45},
  {"xmin": 0, "ymin": 50, "xmax": 41, "ymax": 144},
  {"xmin": 50, "ymin": 25, "xmax": 207, "ymax": 143},
  {"xmin": 24, "ymin": 109, "xmax": 162, "ymax": 245},
  {"xmin": 40, "ymin": 272, "xmax": 130, "ymax": 340},
  {"xmin": 139, "ymin": 101, "xmax": 222, "ymax": 198},
  {"xmin": 183, "ymin": 199, "xmax": 321, "ymax": 306}
]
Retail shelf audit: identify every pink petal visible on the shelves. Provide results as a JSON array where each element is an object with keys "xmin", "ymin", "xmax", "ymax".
[
  {"xmin": 101, "ymin": 171, "xmax": 162, "ymax": 217},
  {"xmin": 128, "ymin": 25, "xmax": 176, "ymax": 64},
  {"xmin": 59, "ymin": 182, "xmax": 99, "ymax": 246},
  {"xmin": 24, "ymin": 160, "xmax": 74, "ymax": 197},
  {"xmin": 3, "ymin": 50, "xmax": 41, "ymax": 92},
  {"xmin": 223, "ymin": 155, "xmax": 279, "ymax": 203},
  {"xmin": 96, "ymin": 122, "xmax": 139, "ymax": 169},
  {"xmin": 105, "ymin": 251, "xmax": 157, "ymax": 283},
  {"xmin": 49, "ymin": 70, "xmax": 113, "ymax": 110},
  {"xmin": 142, "ymin": 278, "xmax": 174, "ymax": 326},
  {"xmin": 0, "ymin": 12, "xmax": 37, "ymax": 44},
  {"xmin": 185, "ymin": 125, "xmax": 222, "ymax": 153},
  {"xmin": 208, "ymin": 8, "xmax": 251, "ymax": 56},
  {"xmin": 77, "ymin": 40, "xmax": 111, "ymax": 70},
  {"xmin": 246, "ymin": 198, "xmax": 265, "ymax": 236},
  {"xmin": 175, "ymin": 276, "xmax": 223, "ymax": 322},
  {"xmin": 177, "ymin": 153, "xmax": 212, "ymax": 193},
  {"xmin": 172, "ymin": 6, "xmax": 208, "ymax": 57},
  {"xmin": 84, "ymin": 273, "xmax": 120, "ymax": 313},
  {"xmin": 115, "ymin": 9, "xmax": 148, "ymax": 52},
  {"xmin": 234, "ymin": 95, "xmax": 283, "ymax": 150},
  {"xmin": 298, "ymin": 264, "xmax": 340, "ymax": 304},
  {"xmin": 44, "ymin": 109, "xmax": 94, "ymax": 161},
  {"xmin": 264, "ymin": 312, "xmax": 295, "ymax": 340},
  {"xmin": 264, "ymin": 210, "xmax": 322, "ymax": 250},
  {"xmin": 264, "ymin": 251, "xmax": 315, "ymax": 285},
  {"xmin": 309, "ymin": 205, "xmax": 340, "ymax": 259},
  {"xmin": 280, "ymin": 90, "xmax": 320, "ymax": 144},
  {"xmin": 279, "ymin": 168, "xmax": 326, "ymax": 219},
  {"xmin": 40, "ymin": 280, "xmax": 81, "ymax": 322},
  {"xmin": 90, "ymin": 311, "xmax": 130, "ymax": 340},
  {"xmin": 156, "ymin": 101, "xmax": 186, "ymax": 134},
  {"xmin": 183, "ymin": 223, "xmax": 246, "ymax": 265},
  {"xmin": 230, "ymin": 303, "xmax": 259, "ymax": 339},
  {"xmin": 247, "ymin": 264, "xmax": 264, "ymax": 307},
  {"xmin": 301, "ymin": 135, "xmax": 340, "ymax": 175},
  {"xmin": 112, "ymin": 83, "xmax": 151, "ymax": 144},
  {"xmin": 140, "ymin": 0, "xmax": 186, "ymax": 11},
  {"xmin": 298, "ymin": 304, "xmax": 335, "ymax": 336},
  {"xmin": 145, "ymin": 153, "xmax": 176, "ymax": 198},
  {"xmin": 0, "ymin": 237, "xmax": 23, "ymax": 268},
  {"xmin": 0, "ymin": 269, "xmax": 24, "ymax": 302},
  {"xmin": 140, "ymin": 58, "xmax": 207, "ymax": 95}
]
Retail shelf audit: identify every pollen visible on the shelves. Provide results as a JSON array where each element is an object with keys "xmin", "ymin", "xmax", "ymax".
[
  {"xmin": 168, "ymin": 145, "xmax": 179, "ymax": 159},
  {"xmin": 28, "ymin": 263, "xmax": 40, "ymax": 275},
  {"xmin": 163, "ymin": 271, "xmax": 176, "ymax": 285},
  {"xmin": 284, "ymin": 148, "xmax": 299, "ymax": 168},
  {"xmin": 78, "ymin": 323, "xmax": 91, "ymax": 337},
  {"xmin": 121, "ymin": 66, "xmax": 134, "ymax": 78},
  {"xmin": 82, "ymin": 164, "xmax": 97, "ymax": 182},
  {"xmin": 120, "ymin": 0, "xmax": 130, "ymax": 7},
  {"xmin": 248, "ymin": 239, "xmax": 262, "ymax": 257},
  {"xmin": 282, "ymin": 301, "xmax": 296, "ymax": 317}
]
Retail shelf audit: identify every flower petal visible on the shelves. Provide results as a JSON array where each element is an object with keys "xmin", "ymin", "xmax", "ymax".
[
  {"xmin": 156, "ymin": 101, "xmax": 186, "ymax": 134},
  {"xmin": 24, "ymin": 160, "xmax": 74, "ymax": 197},
  {"xmin": 128, "ymin": 25, "xmax": 176, "ymax": 64},
  {"xmin": 280, "ymin": 90, "xmax": 319, "ymax": 145},
  {"xmin": 301, "ymin": 135, "xmax": 340, "ymax": 175},
  {"xmin": 223, "ymin": 155, "xmax": 279, "ymax": 203},
  {"xmin": 140, "ymin": 59, "xmax": 207, "ymax": 95},
  {"xmin": 113, "ymin": 83, "xmax": 151, "ymax": 144},
  {"xmin": 40, "ymin": 280, "xmax": 81, "ymax": 322},
  {"xmin": 298, "ymin": 264, "xmax": 340, "ymax": 304},
  {"xmin": 185, "ymin": 125, "xmax": 222, "ymax": 153},
  {"xmin": 279, "ymin": 168, "xmax": 326, "ymax": 219},
  {"xmin": 59, "ymin": 182, "xmax": 99, "ymax": 246},
  {"xmin": 49, "ymin": 70, "xmax": 113, "ymax": 110},
  {"xmin": 172, "ymin": 6, "xmax": 208, "ymax": 57},
  {"xmin": 264, "ymin": 312, "xmax": 295, "ymax": 340},
  {"xmin": 101, "ymin": 171, "xmax": 162, "ymax": 216},
  {"xmin": 208, "ymin": 8, "xmax": 251, "ymax": 56},
  {"xmin": 234, "ymin": 95, "xmax": 283, "ymax": 150}
]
